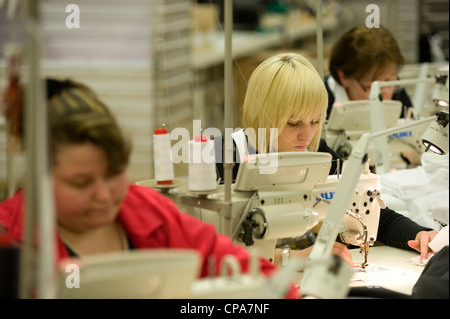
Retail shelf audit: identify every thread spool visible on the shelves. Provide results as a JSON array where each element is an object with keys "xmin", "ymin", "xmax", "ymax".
[
  {"xmin": 153, "ymin": 126, "xmax": 174, "ymax": 185},
  {"xmin": 188, "ymin": 135, "xmax": 217, "ymax": 192}
]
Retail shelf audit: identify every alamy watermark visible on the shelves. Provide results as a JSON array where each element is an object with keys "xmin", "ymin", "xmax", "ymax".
[
  {"xmin": 64, "ymin": 3, "xmax": 381, "ymax": 30},
  {"xmin": 65, "ymin": 263, "xmax": 80, "ymax": 288},
  {"xmin": 65, "ymin": 4, "xmax": 80, "ymax": 29},
  {"xmin": 365, "ymin": 4, "xmax": 380, "ymax": 28}
]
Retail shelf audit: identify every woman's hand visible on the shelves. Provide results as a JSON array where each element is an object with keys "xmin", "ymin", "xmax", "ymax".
[
  {"xmin": 407, "ymin": 230, "xmax": 438, "ymax": 262},
  {"xmin": 330, "ymin": 242, "xmax": 353, "ymax": 266}
]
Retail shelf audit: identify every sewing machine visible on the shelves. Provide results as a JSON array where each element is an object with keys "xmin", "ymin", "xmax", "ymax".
[
  {"xmin": 326, "ymin": 100, "xmax": 430, "ymax": 169},
  {"xmin": 55, "ymin": 246, "xmax": 304, "ymax": 299},
  {"xmin": 301, "ymin": 111, "xmax": 447, "ymax": 298},
  {"xmin": 139, "ymin": 151, "xmax": 384, "ymax": 268}
]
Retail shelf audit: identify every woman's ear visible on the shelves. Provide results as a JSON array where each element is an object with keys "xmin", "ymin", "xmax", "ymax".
[{"xmin": 337, "ymin": 70, "xmax": 350, "ymax": 88}]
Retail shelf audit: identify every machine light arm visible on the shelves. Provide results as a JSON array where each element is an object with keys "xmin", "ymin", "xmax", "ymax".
[{"xmin": 422, "ymin": 110, "xmax": 449, "ymax": 155}]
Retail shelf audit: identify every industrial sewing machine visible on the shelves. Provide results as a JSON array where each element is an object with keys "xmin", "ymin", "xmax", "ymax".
[
  {"xmin": 139, "ymin": 151, "xmax": 385, "ymax": 269},
  {"xmin": 326, "ymin": 100, "xmax": 430, "ymax": 169},
  {"xmin": 326, "ymin": 74, "xmax": 449, "ymax": 174}
]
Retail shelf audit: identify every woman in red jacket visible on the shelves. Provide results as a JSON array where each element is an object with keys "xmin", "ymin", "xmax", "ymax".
[{"xmin": 0, "ymin": 78, "xmax": 298, "ymax": 298}]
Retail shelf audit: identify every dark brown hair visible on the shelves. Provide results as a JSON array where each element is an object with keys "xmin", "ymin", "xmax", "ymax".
[{"xmin": 329, "ymin": 25, "xmax": 405, "ymax": 84}]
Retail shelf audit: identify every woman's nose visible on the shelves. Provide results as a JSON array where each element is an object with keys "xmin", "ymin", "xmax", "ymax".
[
  {"xmin": 94, "ymin": 180, "xmax": 110, "ymax": 201},
  {"xmin": 296, "ymin": 126, "xmax": 313, "ymax": 139},
  {"xmin": 381, "ymin": 86, "xmax": 394, "ymax": 101}
]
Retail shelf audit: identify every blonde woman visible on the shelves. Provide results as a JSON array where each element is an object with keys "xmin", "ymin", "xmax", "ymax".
[
  {"xmin": 215, "ymin": 53, "xmax": 342, "ymax": 181},
  {"xmin": 215, "ymin": 53, "xmax": 436, "ymax": 267}
]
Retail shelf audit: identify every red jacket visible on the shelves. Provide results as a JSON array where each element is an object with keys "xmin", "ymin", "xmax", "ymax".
[{"xmin": 0, "ymin": 184, "xmax": 299, "ymax": 298}]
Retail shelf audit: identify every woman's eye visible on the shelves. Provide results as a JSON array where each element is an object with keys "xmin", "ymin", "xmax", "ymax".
[
  {"xmin": 287, "ymin": 120, "xmax": 319, "ymax": 128},
  {"xmin": 70, "ymin": 179, "xmax": 92, "ymax": 188}
]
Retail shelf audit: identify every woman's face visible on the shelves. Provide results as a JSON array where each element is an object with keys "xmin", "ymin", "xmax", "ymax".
[
  {"xmin": 52, "ymin": 143, "xmax": 128, "ymax": 233},
  {"xmin": 277, "ymin": 118, "xmax": 320, "ymax": 152},
  {"xmin": 344, "ymin": 62, "xmax": 398, "ymax": 101}
]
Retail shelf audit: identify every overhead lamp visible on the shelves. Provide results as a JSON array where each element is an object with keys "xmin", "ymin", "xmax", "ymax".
[{"xmin": 421, "ymin": 110, "xmax": 449, "ymax": 155}]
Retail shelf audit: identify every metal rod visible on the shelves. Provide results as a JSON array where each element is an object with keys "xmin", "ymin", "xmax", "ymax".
[
  {"xmin": 375, "ymin": 78, "xmax": 435, "ymax": 88},
  {"xmin": 316, "ymin": 0, "xmax": 326, "ymax": 141},
  {"xmin": 413, "ymin": 63, "xmax": 431, "ymax": 116},
  {"xmin": 223, "ymin": 0, "xmax": 232, "ymax": 204},
  {"xmin": 316, "ymin": 0, "xmax": 324, "ymax": 78},
  {"xmin": 21, "ymin": 0, "xmax": 55, "ymax": 299}
]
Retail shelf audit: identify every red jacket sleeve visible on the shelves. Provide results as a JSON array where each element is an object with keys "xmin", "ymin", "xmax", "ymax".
[{"xmin": 0, "ymin": 190, "xmax": 25, "ymax": 243}]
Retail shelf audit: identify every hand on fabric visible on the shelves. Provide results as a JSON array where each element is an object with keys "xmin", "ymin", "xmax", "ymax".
[
  {"xmin": 331, "ymin": 242, "xmax": 353, "ymax": 266},
  {"xmin": 407, "ymin": 230, "xmax": 438, "ymax": 262}
]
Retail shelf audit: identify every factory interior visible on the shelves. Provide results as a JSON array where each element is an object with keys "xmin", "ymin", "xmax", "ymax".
[{"xmin": 0, "ymin": 0, "xmax": 448, "ymax": 303}]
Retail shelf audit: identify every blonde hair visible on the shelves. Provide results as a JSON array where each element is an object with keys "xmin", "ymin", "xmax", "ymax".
[{"xmin": 242, "ymin": 52, "xmax": 328, "ymax": 152}]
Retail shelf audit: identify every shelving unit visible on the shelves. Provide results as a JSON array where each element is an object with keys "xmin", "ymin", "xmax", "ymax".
[
  {"xmin": 152, "ymin": 0, "xmax": 195, "ymax": 133},
  {"xmin": 0, "ymin": 0, "xmax": 155, "ymax": 184},
  {"xmin": 191, "ymin": 15, "xmax": 337, "ymax": 70}
]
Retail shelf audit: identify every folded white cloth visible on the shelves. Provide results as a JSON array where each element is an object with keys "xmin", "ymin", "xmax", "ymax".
[
  {"xmin": 407, "ymin": 189, "xmax": 447, "ymax": 220},
  {"xmin": 380, "ymin": 152, "xmax": 449, "ymax": 230},
  {"xmin": 380, "ymin": 193, "xmax": 408, "ymax": 211},
  {"xmin": 421, "ymin": 152, "xmax": 449, "ymax": 172}
]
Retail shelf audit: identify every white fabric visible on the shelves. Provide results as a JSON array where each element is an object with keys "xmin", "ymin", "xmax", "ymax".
[{"xmin": 379, "ymin": 152, "xmax": 449, "ymax": 231}]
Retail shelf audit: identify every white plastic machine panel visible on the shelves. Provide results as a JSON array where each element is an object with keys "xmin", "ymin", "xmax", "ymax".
[
  {"xmin": 233, "ymin": 152, "xmax": 332, "ymax": 191},
  {"xmin": 327, "ymin": 100, "xmax": 402, "ymax": 131}
]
